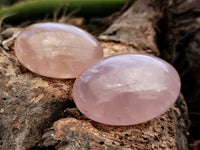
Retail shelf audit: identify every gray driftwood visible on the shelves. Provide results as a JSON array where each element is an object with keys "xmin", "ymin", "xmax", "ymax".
[{"xmin": 0, "ymin": 0, "xmax": 189, "ymax": 150}]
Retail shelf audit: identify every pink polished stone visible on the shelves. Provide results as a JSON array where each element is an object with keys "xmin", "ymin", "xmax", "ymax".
[
  {"xmin": 73, "ymin": 54, "xmax": 181, "ymax": 125},
  {"xmin": 14, "ymin": 22, "xmax": 103, "ymax": 78}
]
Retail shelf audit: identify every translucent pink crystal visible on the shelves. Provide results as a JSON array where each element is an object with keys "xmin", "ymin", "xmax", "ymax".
[
  {"xmin": 73, "ymin": 54, "xmax": 181, "ymax": 125},
  {"xmin": 14, "ymin": 23, "xmax": 103, "ymax": 78}
]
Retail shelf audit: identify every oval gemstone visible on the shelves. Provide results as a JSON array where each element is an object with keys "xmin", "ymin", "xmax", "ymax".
[
  {"xmin": 73, "ymin": 54, "xmax": 181, "ymax": 125},
  {"xmin": 14, "ymin": 22, "xmax": 103, "ymax": 78}
]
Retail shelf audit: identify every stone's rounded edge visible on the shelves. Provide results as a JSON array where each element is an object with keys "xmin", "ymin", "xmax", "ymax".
[
  {"xmin": 14, "ymin": 22, "xmax": 103, "ymax": 79},
  {"xmin": 151, "ymin": 54, "xmax": 182, "ymax": 106},
  {"xmin": 72, "ymin": 53, "xmax": 181, "ymax": 126},
  {"xmin": 27, "ymin": 22, "xmax": 102, "ymax": 45},
  {"xmin": 14, "ymin": 33, "xmax": 77, "ymax": 79}
]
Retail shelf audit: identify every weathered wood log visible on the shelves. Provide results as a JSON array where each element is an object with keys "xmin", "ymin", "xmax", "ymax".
[
  {"xmin": 154, "ymin": 0, "xmax": 200, "ymax": 147},
  {"xmin": 0, "ymin": 0, "xmax": 189, "ymax": 150}
]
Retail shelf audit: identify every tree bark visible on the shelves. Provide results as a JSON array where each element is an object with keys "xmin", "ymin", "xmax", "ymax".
[
  {"xmin": 154, "ymin": 0, "xmax": 200, "ymax": 147},
  {"xmin": 0, "ymin": 0, "xmax": 190, "ymax": 150}
]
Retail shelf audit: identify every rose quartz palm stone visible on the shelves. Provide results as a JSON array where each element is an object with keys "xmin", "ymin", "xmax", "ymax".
[
  {"xmin": 14, "ymin": 22, "xmax": 103, "ymax": 78},
  {"xmin": 73, "ymin": 54, "xmax": 181, "ymax": 125}
]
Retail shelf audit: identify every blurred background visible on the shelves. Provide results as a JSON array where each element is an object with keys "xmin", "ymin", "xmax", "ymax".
[{"xmin": 0, "ymin": 0, "xmax": 133, "ymax": 36}]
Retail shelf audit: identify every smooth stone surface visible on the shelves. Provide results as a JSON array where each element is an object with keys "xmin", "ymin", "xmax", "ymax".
[
  {"xmin": 14, "ymin": 22, "xmax": 103, "ymax": 78},
  {"xmin": 73, "ymin": 54, "xmax": 181, "ymax": 125}
]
